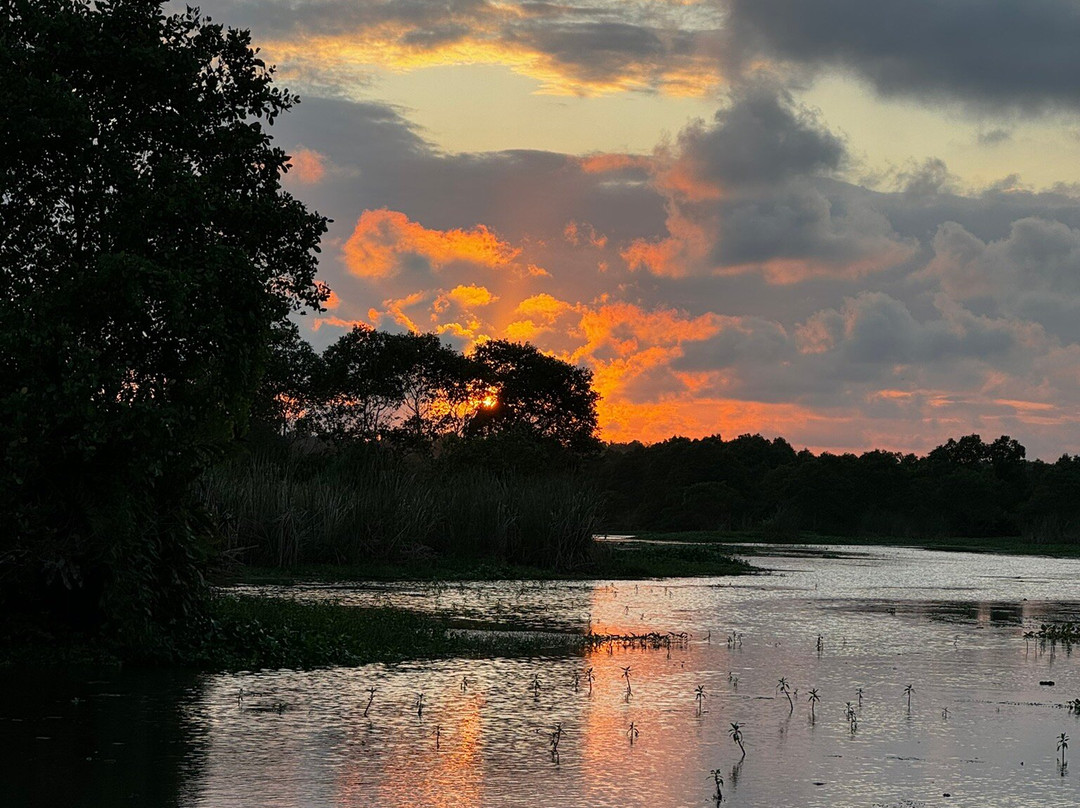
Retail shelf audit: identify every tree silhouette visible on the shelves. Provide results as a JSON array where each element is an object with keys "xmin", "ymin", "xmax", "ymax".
[
  {"xmin": 1, "ymin": 0, "xmax": 327, "ymax": 642},
  {"xmin": 466, "ymin": 339, "xmax": 599, "ymax": 453},
  {"xmin": 312, "ymin": 327, "xmax": 477, "ymax": 445}
]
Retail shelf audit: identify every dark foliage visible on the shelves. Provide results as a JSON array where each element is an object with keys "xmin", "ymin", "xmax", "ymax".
[
  {"xmin": 0, "ymin": 0, "xmax": 327, "ymax": 643},
  {"xmin": 594, "ymin": 432, "xmax": 1079, "ymax": 544}
]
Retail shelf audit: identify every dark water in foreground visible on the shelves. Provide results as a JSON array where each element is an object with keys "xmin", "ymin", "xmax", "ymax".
[{"xmin": 6, "ymin": 546, "xmax": 1080, "ymax": 807}]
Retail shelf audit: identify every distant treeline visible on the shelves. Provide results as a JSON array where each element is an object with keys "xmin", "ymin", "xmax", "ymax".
[
  {"xmin": 592, "ymin": 433, "xmax": 1080, "ymax": 542},
  {"xmin": 202, "ymin": 323, "xmax": 606, "ymax": 572}
]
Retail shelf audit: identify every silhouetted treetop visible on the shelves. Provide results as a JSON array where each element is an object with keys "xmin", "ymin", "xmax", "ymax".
[
  {"xmin": 1, "ymin": 0, "xmax": 327, "ymax": 640},
  {"xmin": 467, "ymin": 339, "xmax": 600, "ymax": 452}
]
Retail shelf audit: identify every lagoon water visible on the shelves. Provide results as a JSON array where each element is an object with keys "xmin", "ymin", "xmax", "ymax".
[{"xmin": 6, "ymin": 545, "xmax": 1080, "ymax": 807}]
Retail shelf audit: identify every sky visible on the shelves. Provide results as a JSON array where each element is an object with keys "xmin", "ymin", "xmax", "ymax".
[{"xmin": 196, "ymin": 0, "xmax": 1080, "ymax": 458}]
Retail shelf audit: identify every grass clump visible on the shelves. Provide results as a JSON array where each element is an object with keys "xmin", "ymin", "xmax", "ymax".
[{"xmin": 172, "ymin": 594, "xmax": 591, "ymax": 671}]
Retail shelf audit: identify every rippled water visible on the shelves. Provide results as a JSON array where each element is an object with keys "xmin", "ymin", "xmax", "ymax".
[{"xmin": 7, "ymin": 545, "xmax": 1080, "ymax": 808}]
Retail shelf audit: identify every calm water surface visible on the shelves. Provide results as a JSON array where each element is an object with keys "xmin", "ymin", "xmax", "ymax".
[{"xmin": 6, "ymin": 545, "xmax": 1080, "ymax": 808}]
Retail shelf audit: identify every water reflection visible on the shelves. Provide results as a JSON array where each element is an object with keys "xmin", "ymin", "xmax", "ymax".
[{"xmin": 9, "ymin": 546, "xmax": 1080, "ymax": 806}]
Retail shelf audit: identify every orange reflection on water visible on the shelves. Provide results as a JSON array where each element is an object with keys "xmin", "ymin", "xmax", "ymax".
[
  {"xmin": 361, "ymin": 694, "xmax": 484, "ymax": 808},
  {"xmin": 578, "ymin": 587, "xmax": 705, "ymax": 806}
]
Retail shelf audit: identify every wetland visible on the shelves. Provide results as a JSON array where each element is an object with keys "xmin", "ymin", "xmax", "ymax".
[{"xmin": 6, "ymin": 544, "xmax": 1080, "ymax": 808}]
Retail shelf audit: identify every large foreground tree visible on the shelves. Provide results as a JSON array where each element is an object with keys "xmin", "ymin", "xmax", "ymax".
[{"xmin": 0, "ymin": 0, "xmax": 327, "ymax": 642}]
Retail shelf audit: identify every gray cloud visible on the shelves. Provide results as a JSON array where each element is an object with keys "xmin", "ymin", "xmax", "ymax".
[
  {"xmin": 260, "ymin": 87, "xmax": 1080, "ymax": 456},
  {"xmin": 978, "ymin": 128, "xmax": 1012, "ymax": 146},
  {"xmin": 726, "ymin": 0, "xmax": 1080, "ymax": 112},
  {"xmin": 681, "ymin": 84, "xmax": 846, "ymax": 186}
]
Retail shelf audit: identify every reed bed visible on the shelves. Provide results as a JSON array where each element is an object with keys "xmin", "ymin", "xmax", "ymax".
[{"xmin": 199, "ymin": 447, "xmax": 601, "ymax": 571}]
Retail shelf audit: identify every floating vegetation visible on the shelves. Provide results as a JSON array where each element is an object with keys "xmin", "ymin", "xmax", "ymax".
[
  {"xmin": 1032, "ymin": 623, "xmax": 1080, "ymax": 644},
  {"xmin": 585, "ymin": 631, "xmax": 690, "ymax": 651},
  {"xmin": 1067, "ymin": 698, "xmax": 1080, "ymax": 715}
]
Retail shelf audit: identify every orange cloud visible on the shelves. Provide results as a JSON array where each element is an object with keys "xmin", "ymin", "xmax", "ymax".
[
  {"xmin": 312, "ymin": 315, "xmax": 370, "ymax": 331},
  {"xmin": 578, "ymin": 153, "xmax": 653, "ymax": 174},
  {"xmin": 323, "ymin": 289, "xmax": 342, "ymax": 309},
  {"xmin": 723, "ymin": 245, "xmax": 920, "ymax": 285},
  {"xmin": 597, "ymin": 396, "xmax": 830, "ymax": 445},
  {"xmin": 261, "ymin": 20, "xmax": 725, "ymax": 98},
  {"xmin": 380, "ymin": 291, "xmax": 429, "ymax": 332},
  {"xmin": 503, "ymin": 320, "xmax": 541, "ymax": 341},
  {"xmin": 563, "ymin": 220, "xmax": 608, "ymax": 249},
  {"xmin": 342, "ymin": 209, "xmax": 521, "ymax": 278},
  {"xmin": 621, "ymin": 210, "xmax": 711, "ymax": 277},
  {"xmin": 516, "ymin": 293, "xmax": 575, "ymax": 322},
  {"xmin": 287, "ymin": 147, "xmax": 326, "ymax": 184},
  {"xmin": 447, "ymin": 284, "xmax": 498, "ymax": 307},
  {"xmin": 576, "ymin": 302, "xmax": 724, "ymax": 359}
]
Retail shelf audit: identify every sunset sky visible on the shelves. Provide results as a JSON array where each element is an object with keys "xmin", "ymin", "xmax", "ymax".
[{"xmin": 198, "ymin": 0, "xmax": 1080, "ymax": 458}]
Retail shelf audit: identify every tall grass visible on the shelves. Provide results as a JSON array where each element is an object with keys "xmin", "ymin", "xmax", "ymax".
[{"xmin": 199, "ymin": 445, "xmax": 601, "ymax": 571}]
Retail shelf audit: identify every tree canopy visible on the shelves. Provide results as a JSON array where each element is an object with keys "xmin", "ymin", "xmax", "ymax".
[{"xmin": 1, "ymin": 0, "xmax": 327, "ymax": 639}]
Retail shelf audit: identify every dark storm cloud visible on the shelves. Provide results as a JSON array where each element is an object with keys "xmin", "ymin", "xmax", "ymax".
[
  {"xmin": 726, "ymin": 0, "xmax": 1080, "ymax": 112},
  {"xmin": 680, "ymin": 84, "xmax": 847, "ymax": 185}
]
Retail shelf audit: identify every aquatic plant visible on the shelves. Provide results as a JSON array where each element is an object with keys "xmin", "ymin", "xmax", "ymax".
[
  {"xmin": 415, "ymin": 692, "xmax": 425, "ymax": 719},
  {"xmin": 777, "ymin": 678, "xmax": 793, "ymax": 713},
  {"xmin": 627, "ymin": 722, "xmax": 640, "ymax": 745},
  {"xmin": 942, "ymin": 707, "xmax": 950, "ymax": 720},
  {"xmin": 586, "ymin": 667, "xmax": 595, "ymax": 695},
  {"xmin": 856, "ymin": 687, "xmax": 863, "ymax": 708},
  {"xmin": 729, "ymin": 722, "xmax": 745, "ymax": 757},
  {"xmin": 808, "ymin": 688, "xmax": 820, "ymax": 722},
  {"xmin": 460, "ymin": 676, "xmax": 470, "ymax": 693},
  {"xmin": 816, "ymin": 634, "xmax": 823, "ymax": 654},
  {"xmin": 709, "ymin": 769, "xmax": 724, "ymax": 801},
  {"xmin": 363, "ymin": 686, "xmax": 376, "ymax": 718},
  {"xmin": 434, "ymin": 724, "xmax": 441, "ymax": 750},
  {"xmin": 549, "ymin": 723, "xmax": 564, "ymax": 761},
  {"xmin": 1037, "ymin": 623, "xmax": 1080, "ymax": 644},
  {"xmin": 621, "ymin": 665, "xmax": 633, "ymax": 696},
  {"xmin": 1059, "ymin": 732, "xmax": 1069, "ymax": 767},
  {"xmin": 904, "ymin": 683, "xmax": 915, "ymax": 711},
  {"xmin": 695, "ymin": 685, "xmax": 707, "ymax": 715},
  {"xmin": 585, "ymin": 631, "xmax": 689, "ymax": 651},
  {"xmin": 845, "ymin": 701, "xmax": 858, "ymax": 732},
  {"xmin": 531, "ymin": 672, "xmax": 541, "ymax": 699}
]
